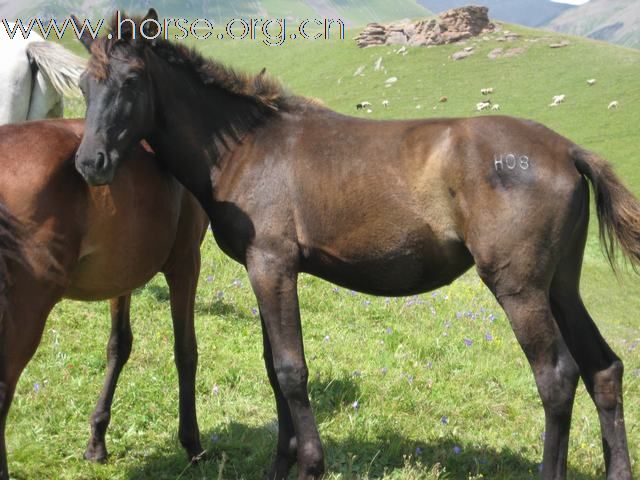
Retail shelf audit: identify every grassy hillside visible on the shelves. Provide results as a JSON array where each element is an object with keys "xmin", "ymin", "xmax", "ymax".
[
  {"xmin": 7, "ymin": 23, "xmax": 639, "ymax": 480},
  {"xmin": 545, "ymin": 0, "xmax": 640, "ymax": 49}
]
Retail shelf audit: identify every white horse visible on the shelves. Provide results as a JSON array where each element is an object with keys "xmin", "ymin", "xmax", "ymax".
[{"xmin": 0, "ymin": 23, "xmax": 86, "ymax": 124}]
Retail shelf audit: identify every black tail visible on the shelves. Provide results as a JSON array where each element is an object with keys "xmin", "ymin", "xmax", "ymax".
[
  {"xmin": 0, "ymin": 203, "xmax": 26, "ymax": 323},
  {"xmin": 572, "ymin": 146, "xmax": 640, "ymax": 271}
]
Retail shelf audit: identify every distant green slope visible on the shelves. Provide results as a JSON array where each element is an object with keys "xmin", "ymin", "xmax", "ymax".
[
  {"xmin": 545, "ymin": 0, "xmax": 640, "ymax": 49},
  {"xmin": 11, "ymin": 0, "xmax": 431, "ymax": 27}
]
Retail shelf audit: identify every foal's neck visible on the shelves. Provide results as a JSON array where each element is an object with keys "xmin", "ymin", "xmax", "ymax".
[{"xmin": 145, "ymin": 49, "xmax": 269, "ymax": 209}]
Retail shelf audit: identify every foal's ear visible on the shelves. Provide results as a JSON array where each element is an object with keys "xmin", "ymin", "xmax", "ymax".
[
  {"xmin": 72, "ymin": 14, "xmax": 94, "ymax": 51},
  {"xmin": 144, "ymin": 8, "xmax": 159, "ymax": 21},
  {"xmin": 141, "ymin": 8, "xmax": 160, "ymax": 40}
]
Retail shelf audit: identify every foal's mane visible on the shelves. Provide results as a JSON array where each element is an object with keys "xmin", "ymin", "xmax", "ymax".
[{"xmin": 88, "ymin": 13, "xmax": 290, "ymax": 112}]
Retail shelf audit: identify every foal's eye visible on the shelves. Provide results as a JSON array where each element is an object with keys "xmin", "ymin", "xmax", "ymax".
[{"xmin": 122, "ymin": 77, "xmax": 138, "ymax": 88}]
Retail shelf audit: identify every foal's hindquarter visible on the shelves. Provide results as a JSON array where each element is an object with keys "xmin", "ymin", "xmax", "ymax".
[
  {"xmin": 212, "ymin": 111, "xmax": 631, "ymax": 479},
  {"xmin": 0, "ymin": 119, "xmax": 206, "ymax": 478}
]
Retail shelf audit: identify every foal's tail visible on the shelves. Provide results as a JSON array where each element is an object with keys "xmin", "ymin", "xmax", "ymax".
[
  {"xmin": 572, "ymin": 147, "xmax": 640, "ymax": 271},
  {"xmin": 0, "ymin": 203, "xmax": 26, "ymax": 324},
  {"xmin": 26, "ymin": 41, "xmax": 86, "ymax": 97}
]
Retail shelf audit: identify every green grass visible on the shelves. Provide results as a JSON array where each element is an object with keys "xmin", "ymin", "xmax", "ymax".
[{"xmin": 9, "ymin": 23, "xmax": 640, "ymax": 479}]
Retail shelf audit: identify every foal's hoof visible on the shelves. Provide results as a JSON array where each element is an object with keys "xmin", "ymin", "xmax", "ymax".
[{"xmin": 83, "ymin": 443, "xmax": 108, "ymax": 463}]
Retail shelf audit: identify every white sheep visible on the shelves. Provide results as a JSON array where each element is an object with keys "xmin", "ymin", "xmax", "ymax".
[
  {"xmin": 587, "ymin": 79, "xmax": 596, "ymax": 86},
  {"xmin": 356, "ymin": 101, "xmax": 372, "ymax": 110},
  {"xmin": 491, "ymin": 104, "xmax": 501, "ymax": 111},
  {"xmin": 476, "ymin": 101, "xmax": 491, "ymax": 111},
  {"xmin": 608, "ymin": 100, "xmax": 619, "ymax": 109},
  {"xmin": 481, "ymin": 87, "xmax": 494, "ymax": 95},
  {"xmin": 549, "ymin": 94, "xmax": 566, "ymax": 107}
]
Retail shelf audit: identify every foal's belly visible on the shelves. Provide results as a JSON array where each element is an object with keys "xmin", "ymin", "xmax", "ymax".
[{"xmin": 302, "ymin": 239, "xmax": 474, "ymax": 296}]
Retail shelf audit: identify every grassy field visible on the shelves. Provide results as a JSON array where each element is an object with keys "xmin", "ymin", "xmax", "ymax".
[{"xmin": 5, "ymin": 21, "xmax": 640, "ymax": 479}]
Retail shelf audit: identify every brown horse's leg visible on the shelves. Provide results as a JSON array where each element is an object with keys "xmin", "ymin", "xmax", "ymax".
[
  {"xmin": 260, "ymin": 315, "xmax": 297, "ymax": 479},
  {"xmin": 551, "ymin": 260, "xmax": 631, "ymax": 478},
  {"xmin": 84, "ymin": 295, "xmax": 133, "ymax": 462},
  {"xmin": 0, "ymin": 284, "xmax": 61, "ymax": 480},
  {"xmin": 247, "ymin": 251, "xmax": 324, "ymax": 480},
  {"xmin": 164, "ymin": 252, "xmax": 203, "ymax": 461}
]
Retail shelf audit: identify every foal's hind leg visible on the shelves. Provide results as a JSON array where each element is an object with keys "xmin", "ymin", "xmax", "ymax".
[
  {"xmin": 84, "ymin": 295, "xmax": 133, "ymax": 462},
  {"xmin": 551, "ymin": 254, "xmax": 632, "ymax": 479},
  {"xmin": 472, "ymin": 245, "xmax": 579, "ymax": 479}
]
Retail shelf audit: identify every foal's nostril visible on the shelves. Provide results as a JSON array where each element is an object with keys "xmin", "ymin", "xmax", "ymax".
[{"xmin": 95, "ymin": 151, "xmax": 106, "ymax": 171}]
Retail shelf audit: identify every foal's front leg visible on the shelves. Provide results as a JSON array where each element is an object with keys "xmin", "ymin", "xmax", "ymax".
[
  {"xmin": 85, "ymin": 295, "xmax": 133, "ymax": 462},
  {"xmin": 247, "ymin": 249, "xmax": 324, "ymax": 480}
]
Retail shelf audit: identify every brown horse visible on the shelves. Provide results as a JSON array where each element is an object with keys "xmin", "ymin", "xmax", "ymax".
[
  {"xmin": 0, "ymin": 118, "xmax": 209, "ymax": 480},
  {"xmin": 74, "ymin": 10, "xmax": 640, "ymax": 480}
]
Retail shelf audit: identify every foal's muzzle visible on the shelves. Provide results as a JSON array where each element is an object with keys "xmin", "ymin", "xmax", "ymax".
[{"xmin": 75, "ymin": 150, "xmax": 117, "ymax": 186}]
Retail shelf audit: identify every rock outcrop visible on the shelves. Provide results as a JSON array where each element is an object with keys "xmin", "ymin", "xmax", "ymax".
[{"xmin": 356, "ymin": 6, "xmax": 495, "ymax": 48}]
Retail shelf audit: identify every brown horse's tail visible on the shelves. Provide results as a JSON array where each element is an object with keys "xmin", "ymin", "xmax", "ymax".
[
  {"xmin": 0, "ymin": 203, "xmax": 26, "ymax": 323},
  {"xmin": 572, "ymin": 146, "xmax": 640, "ymax": 271}
]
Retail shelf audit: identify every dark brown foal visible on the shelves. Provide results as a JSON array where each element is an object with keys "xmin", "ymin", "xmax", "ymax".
[
  {"xmin": 0, "ymin": 118, "xmax": 209, "ymax": 480},
  {"xmin": 74, "ymin": 10, "xmax": 639, "ymax": 480}
]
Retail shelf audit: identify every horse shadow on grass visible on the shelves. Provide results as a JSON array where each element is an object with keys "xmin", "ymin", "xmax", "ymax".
[{"xmin": 121, "ymin": 376, "xmax": 603, "ymax": 480}]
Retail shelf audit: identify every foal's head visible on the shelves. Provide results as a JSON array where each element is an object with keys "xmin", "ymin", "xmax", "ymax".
[{"xmin": 74, "ymin": 9, "xmax": 158, "ymax": 185}]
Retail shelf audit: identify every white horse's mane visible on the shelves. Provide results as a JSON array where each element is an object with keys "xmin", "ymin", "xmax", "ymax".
[{"xmin": 26, "ymin": 41, "xmax": 86, "ymax": 97}]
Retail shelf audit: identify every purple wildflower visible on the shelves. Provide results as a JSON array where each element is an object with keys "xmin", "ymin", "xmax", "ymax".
[
  {"xmin": 251, "ymin": 307, "xmax": 258, "ymax": 316},
  {"xmin": 212, "ymin": 384, "xmax": 220, "ymax": 396},
  {"xmin": 211, "ymin": 434, "xmax": 220, "ymax": 444},
  {"xmin": 363, "ymin": 300, "xmax": 371, "ymax": 306},
  {"xmin": 455, "ymin": 312, "xmax": 463, "ymax": 319},
  {"xmin": 440, "ymin": 416, "xmax": 448, "ymax": 425},
  {"xmin": 415, "ymin": 447, "xmax": 423, "ymax": 456},
  {"xmin": 352, "ymin": 370, "xmax": 362, "ymax": 378},
  {"xmin": 216, "ymin": 291, "xmax": 224, "ymax": 300},
  {"xmin": 205, "ymin": 275, "xmax": 214, "ymax": 283},
  {"xmin": 380, "ymin": 367, "xmax": 388, "ymax": 375},
  {"xmin": 453, "ymin": 445, "xmax": 462, "ymax": 455},
  {"xmin": 485, "ymin": 332, "xmax": 493, "ymax": 341},
  {"xmin": 489, "ymin": 313, "xmax": 497, "ymax": 322},
  {"xmin": 463, "ymin": 338, "xmax": 473, "ymax": 347},
  {"xmin": 332, "ymin": 287, "xmax": 340, "ymax": 293},
  {"xmin": 33, "ymin": 383, "xmax": 41, "ymax": 393},
  {"xmin": 407, "ymin": 374, "xmax": 414, "ymax": 384},
  {"xmin": 385, "ymin": 327, "xmax": 393, "ymax": 334}
]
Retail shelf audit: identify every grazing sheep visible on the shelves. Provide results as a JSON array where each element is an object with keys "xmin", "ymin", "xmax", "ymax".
[
  {"xmin": 382, "ymin": 100, "xmax": 389, "ymax": 108},
  {"xmin": 353, "ymin": 65, "xmax": 365, "ymax": 77},
  {"xmin": 439, "ymin": 96, "xmax": 448, "ymax": 103},
  {"xmin": 549, "ymin": 94, "xmax": 566, "ymax": 107},
  {"xmin": 481, "ymin": 87, "xmax": 494, "ymax": 95},
  {"xmin": 491, "ymin": 104, "xmax": 501, "ymax": 111},
  {"xmin": 587, "ymin": 79, "xmax": 596, "ymax": 86},
  {"xmin": 608, "ymin": 100, "xmax": 619, "ymax": 109},
  {"xmin": 476, "ymin": 101, "xmax": 492, "ymax": 111},
  {"xmin": 356, "ymin": 101, "xmax": 372, "ymax": 110}
]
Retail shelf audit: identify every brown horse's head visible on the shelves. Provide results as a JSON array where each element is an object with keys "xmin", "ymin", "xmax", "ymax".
[{"xmin": 74, "ymin": 9, "xmax": 158, "ymax": 185}]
